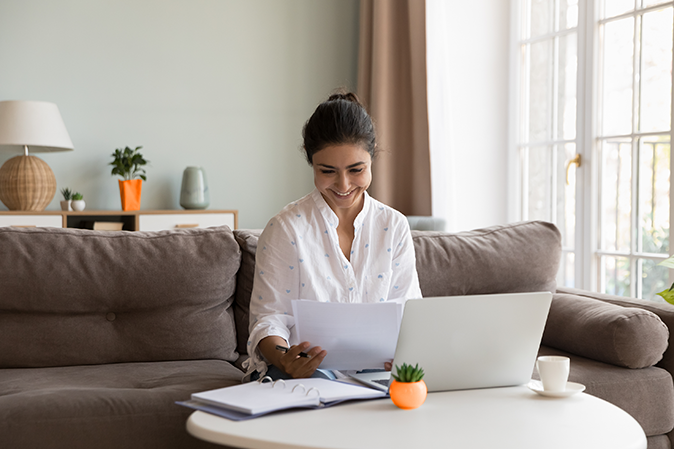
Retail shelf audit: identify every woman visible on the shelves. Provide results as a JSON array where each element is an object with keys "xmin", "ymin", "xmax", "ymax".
[{"xmin": 243, "ymin": 92, "xmax": 422, "ymax": 380}]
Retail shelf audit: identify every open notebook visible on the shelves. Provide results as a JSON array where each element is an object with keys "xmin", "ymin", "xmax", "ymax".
[{"xmin": 177, "ymin": 377, "xmax": 386, "ymax": 421}]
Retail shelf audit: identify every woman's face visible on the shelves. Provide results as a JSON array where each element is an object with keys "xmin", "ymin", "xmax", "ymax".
[{"xmin": 312, "ymin": 143, "xmax": 372, "ymax": 215}]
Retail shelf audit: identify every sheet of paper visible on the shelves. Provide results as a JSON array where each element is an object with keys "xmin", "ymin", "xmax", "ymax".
[{"xmin": 291, "ymin": 300, "xmax": 403, "ymax": 370}]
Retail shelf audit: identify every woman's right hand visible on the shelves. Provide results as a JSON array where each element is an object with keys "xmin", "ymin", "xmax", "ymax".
[
  {"xmin": 259, "ymin": 336, "xmax": 328, "ymax": 378},
  {"xmin": 278, "ymin": 341, "xmax": 327, "ymax": 378}
]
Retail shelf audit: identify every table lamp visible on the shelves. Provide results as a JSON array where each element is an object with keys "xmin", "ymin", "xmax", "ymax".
[{"xmin": 0, "ymin": 101, "xmax": 74, "ymax": 211}]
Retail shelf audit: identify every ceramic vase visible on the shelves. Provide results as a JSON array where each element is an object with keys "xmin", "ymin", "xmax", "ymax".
[
  {"xmin": 389, "ymin": 380, "xmax": 427, "ymax": 410},
  {"xmin": 71, "ymin": 200, "xmax": 86, "ymax": 211},
  {"xmin": 60, "ymin": 200, "xmax": 72, "ymax": 211},
  {"xmin": 180, "ymin": 167, "xmax": 209, "ymax": 210}
]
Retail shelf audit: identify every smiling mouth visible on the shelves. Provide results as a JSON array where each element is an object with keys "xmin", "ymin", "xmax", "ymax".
[{"xmin": 333, "ymin": 189, "xmax": 356, "ymax": 198}]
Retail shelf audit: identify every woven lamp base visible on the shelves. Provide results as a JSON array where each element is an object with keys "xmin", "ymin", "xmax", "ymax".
[{"xmin": 0, "ymin": 155, "xmax": 57, "ymax": 211}]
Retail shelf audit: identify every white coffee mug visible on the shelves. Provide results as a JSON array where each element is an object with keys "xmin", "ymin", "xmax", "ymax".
[{"xmin": 536, "ymin": 356, "xmax": 570, "ymax": 392}]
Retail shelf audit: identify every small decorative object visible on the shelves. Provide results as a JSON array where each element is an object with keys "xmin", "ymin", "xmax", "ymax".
[
  {"xmin": 60, "ymin": 187, "xmax": 73, "ymax": 211},
  {"xmin": 180, "ymin": 166, "xmax": 209, "ymax": 210},
  {"xmin": 389, "ymin": 363, "xmax": 427, "ymax": 410},
  {"xmin": 0, "ymin": 101, "xmax": 74, "ymax": 211},
  {"xmin": 110, "ymin": 146, "xmax": 148, "ymax": 211},
  {"xmin": 71, "ymin": 192, "xmax": 85, "ymax": 211}
]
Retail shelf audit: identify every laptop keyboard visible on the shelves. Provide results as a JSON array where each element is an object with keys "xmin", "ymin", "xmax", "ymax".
[{"xmin": 373, "ymin": 378, "xmax": 391, "ymax": 387}]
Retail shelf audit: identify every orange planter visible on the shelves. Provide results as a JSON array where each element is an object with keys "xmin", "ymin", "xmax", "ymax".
[
  {"xmin": 389, "ymin": 379, "xmax": 427, "ymax": 410},
  {"xmin": 118, "ymin": 179, "xmax": 143, "ymax": 211}
]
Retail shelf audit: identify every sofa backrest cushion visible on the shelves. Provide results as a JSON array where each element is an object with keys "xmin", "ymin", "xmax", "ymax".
[
  {"xmin": 0, "ymin": 226, "xmax": 241, "ymax": 368},
  {"xmin": 413, "ymin": 221, "xmax": 561, "ymax": 297},
  {"xmin": 544, "ymin": 292, "xmax": 669, "ymax": 369}
]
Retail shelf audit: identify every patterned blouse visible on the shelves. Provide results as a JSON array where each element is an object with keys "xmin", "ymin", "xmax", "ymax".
[{"xmin": 243, "ymin": 188, "xmax": 422, "ymax": 377}]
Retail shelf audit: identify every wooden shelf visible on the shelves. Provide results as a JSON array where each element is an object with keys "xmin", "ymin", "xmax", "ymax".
[{"xmin": 0, "ymin": 209, "xmax": 238, "ymax": 231}]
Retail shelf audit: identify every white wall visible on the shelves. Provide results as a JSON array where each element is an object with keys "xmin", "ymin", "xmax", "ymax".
[
  {"xmin": 427, "ymin": 0, "xmax": 511, "ymax": 232},
  {"xmin": 0, "ymin": 0, "xmax": 359, "ymax": 229}
]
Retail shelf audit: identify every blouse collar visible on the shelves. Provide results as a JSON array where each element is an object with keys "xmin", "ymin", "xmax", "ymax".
[{"xmin": 310, "ymin": 188, "xmax": 372, "ymax": 230}]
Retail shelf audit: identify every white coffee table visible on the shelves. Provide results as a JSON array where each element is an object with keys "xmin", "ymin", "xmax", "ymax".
[{"xmin": 187, "ymin": 385, "xmax": 647, "ymax": 449}]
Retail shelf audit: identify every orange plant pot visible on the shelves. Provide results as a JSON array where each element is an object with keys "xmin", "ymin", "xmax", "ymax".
[
  {"xmin": 389, "ymin": 380, "xmax": 427, "ymax": 410},
  {"xmin": 119, "ymin": 179, "xmax": 143, "ymax": 211}
]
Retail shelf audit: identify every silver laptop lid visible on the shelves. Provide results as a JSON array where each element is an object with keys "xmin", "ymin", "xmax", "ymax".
[{"xmin": 392, "ymin": 292, "xmax": 552, "ymax": 392}]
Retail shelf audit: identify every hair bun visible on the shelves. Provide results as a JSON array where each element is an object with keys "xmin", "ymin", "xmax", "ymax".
[
  {"xmin": 301, "ymin": 89, "xmax": 377, "ymax": 165},
  {"xmin": 327, "ymin": 91, "xmax": 362, "ymax": 106}
]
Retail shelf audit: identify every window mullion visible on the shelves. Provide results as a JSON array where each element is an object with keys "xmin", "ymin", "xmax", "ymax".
[
  {"xmin": 630, "ymin": 140, "xmax": 637, "ymax": 299},
  {"xmin": 579, "ymin": 0, "xmax": 598, "ymax": 291},
  {"xmin": 522, "ymin": 43, "xmax": 531, "ymax": 146},
  {"xmin": 520, "ymin": 36, "xmax": 531, "ymax": 221},
  {"xmin": 669, "ymin": 4, "xmax": 674, "ymax": 290},
  {"xmin": 633, "ymin": 14, "xmax": 642, "ymax": 138},
  {"xmin": 630, "ymin": 12, "xmax": 642, "ymax": 296},
  {"xmin": 551, "ymin": 33, "xmax": 560, "ymax": 223}
]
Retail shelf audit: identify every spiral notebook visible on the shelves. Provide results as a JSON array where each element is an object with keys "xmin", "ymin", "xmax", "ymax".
[{"xmin": 177, "ymin": 377, "xmax": 387, "ymax": 421}]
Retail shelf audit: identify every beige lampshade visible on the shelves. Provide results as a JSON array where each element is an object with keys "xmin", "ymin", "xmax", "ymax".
[
  {"xmin": 0, "ymin": 101, "xmax": 74, "ymax": 211},
  {"xmin": 0, "ymin": 101, "xmax": 74, "ymax": 152}
]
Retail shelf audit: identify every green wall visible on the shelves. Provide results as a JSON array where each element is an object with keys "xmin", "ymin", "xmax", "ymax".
[{"xmin": 0, "ymin": 0, "xmax": 360, "ymax": 228}]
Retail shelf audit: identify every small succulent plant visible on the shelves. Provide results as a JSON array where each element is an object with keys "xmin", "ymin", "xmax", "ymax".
[
  {"xmin": 392, "ymin": 363, "xmax": 425, "ymax": 383},
  {"xmin": 72, "ymin": 192, "xmax": 84, "ymax": 201},
  {"xmin": 61, "ymin": 188, "xmax": 73, "ymax": 201}
]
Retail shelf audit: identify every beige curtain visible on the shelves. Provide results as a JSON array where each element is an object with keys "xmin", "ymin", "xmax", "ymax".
[{"xmin": 358, "ymin": 0, "xmax": 431, "ymax": 216}]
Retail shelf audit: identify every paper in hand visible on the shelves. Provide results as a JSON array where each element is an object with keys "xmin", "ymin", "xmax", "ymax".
[{"xmin": 291, "ymin": 299, "xmax": 403, "ymax": 370}]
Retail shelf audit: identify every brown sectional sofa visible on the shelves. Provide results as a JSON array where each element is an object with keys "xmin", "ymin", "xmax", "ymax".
[{"xmin": 1, "ymin": 221, "xmax": 673, "ymax": 448}]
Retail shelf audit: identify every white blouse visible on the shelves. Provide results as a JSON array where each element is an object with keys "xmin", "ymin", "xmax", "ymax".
[{"xmin": 243, "ymin": 189, "xmax": 422, "ymax": 377}]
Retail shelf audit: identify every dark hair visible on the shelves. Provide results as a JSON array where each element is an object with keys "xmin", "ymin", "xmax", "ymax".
[{"xmin": 301, "ymin": 91, "xmax": 377, "ymax": 165}]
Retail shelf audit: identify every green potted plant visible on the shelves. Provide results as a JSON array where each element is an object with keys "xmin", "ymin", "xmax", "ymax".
[
  {"xmin": 110, "ymin": 146, "xmax": 148, "ymax": 211},
  {"xmin": 71, "ymin": 192, "xmax": 85, "ymax": 211},
  {"xmin": 389, "ymin": 363, "xmax": 427, "ymax": 410},
  {"xmin": 60, "ymin": 187, "xmax": 73, "ymax": 211}
]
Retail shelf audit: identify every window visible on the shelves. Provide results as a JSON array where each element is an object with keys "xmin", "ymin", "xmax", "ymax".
[
  {"xmin": 513, "ymin": 0, "xmax": 674, "ymax": 300},
  {"xmin": 596, "ymin": 1, "xmax": 672, "ymax": 300},
  {"xmin": 515, "ymin": 0, "xmax": 580, "ymax": 288}
]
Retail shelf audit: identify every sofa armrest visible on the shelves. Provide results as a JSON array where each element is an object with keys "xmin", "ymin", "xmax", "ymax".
[
  {"xmin": 544, "ymin": 288, "xmax": 669, "ymax": 369},
  {"xmin": 557, "ymin": 287, "xmax": 674, "ymax": 374}
]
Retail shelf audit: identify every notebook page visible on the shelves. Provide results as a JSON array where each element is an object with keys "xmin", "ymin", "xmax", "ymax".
[
  {"xmin": 192, "ymin": 381, "xmax": 319, "ymax": 415},
  {"xmin": 288, "ymin": 378, "xmax": 387, "ymax": 402}
]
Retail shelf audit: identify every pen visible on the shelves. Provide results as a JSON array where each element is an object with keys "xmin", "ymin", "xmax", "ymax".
[{"xmin": 276, "ymin": 344, "xmax": 310, "ymax": 358}]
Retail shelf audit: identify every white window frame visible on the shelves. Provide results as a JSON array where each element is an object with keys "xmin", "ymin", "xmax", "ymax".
[
  {"xmin": 509, "ymin": 0, "xmax": 593, "ymax": 289},
  {"xmin": 509, "ymin": 0, "xmax": 674, "ymax": 295},
  {"xmin": 593, "ymin": 2, "xmax": 674, "ymax": 298}
]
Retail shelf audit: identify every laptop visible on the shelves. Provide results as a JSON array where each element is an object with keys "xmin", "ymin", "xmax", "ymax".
[{"xmin": 350, "ymin": 292, "xmax": 552, "ymax": 392}]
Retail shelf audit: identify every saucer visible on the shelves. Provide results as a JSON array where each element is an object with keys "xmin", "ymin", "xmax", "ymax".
[{"xmin": 527, "ymin": 380, "xmax": 586, "ymax": 398}]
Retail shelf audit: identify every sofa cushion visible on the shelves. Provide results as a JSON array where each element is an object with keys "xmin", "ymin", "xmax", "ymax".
[
  {"xmin": 543, "ymin": 293, "xmax": 669, "ymax": 369},
  {"xmin": 0, "ymin": 360, "xmax": 241, "ymax": 449},
  {"xmin": 558, "ymin": 287, "xmax": 674, "ymax": 376},
  {"xmin": 0, "ymin": 226, "xmax": 241, "ymax": 368},
  {"xmin": 412, "ymin": 221, "xmax": 560, "ymax": 297},
  {"xmin": 233, "ymin": 229, "xmax": 262, "ymax": 357},
  {"xmin": 538, "ymin": 346, "xmax": 674, "ymax": 438}
]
